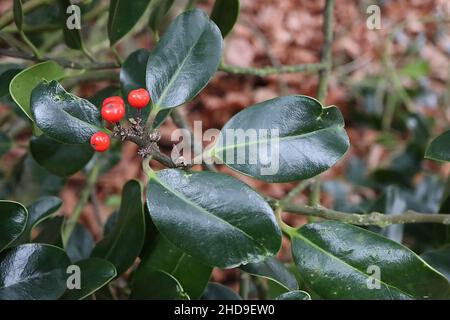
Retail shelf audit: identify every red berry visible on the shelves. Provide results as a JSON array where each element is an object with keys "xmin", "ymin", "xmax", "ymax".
[
  {"xmin": 101, "ymin": 102, "xmax": 125, "ymax": 122},
  {"xmin": 90, "ymin": 132, "xmax": 110, "ymax": 152},
  {"xmin": 128, "ymin": 88, "xmax": 150, "ymax": 109},
  {"xmin": 103, "ymin": 96, "xmax": 124, "ymax": 106}
]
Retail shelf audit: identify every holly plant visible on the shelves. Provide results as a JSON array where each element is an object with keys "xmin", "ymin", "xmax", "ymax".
[{"xmin": 0, "ymin": 0, "xmax": 450, "ymax": 301}]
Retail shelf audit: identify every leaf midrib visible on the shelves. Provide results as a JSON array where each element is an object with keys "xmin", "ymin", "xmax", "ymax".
[
  {"xmin": 108, "ymin": 0, "xmax": 121, "ymax": 39},
  {"xmin": 101, "ymin": 190, "xmax": 143, "ymax": 262},
  {"xmin": 293, "ymin": 232, "xmax": 414, "ymax": 299},
  {"xmin": 153, "ymin": 19, "xmax": 208, "ymax": 109},
  {"xmin": 0, "ymin": 267, "xmax": 63, "ymax": 291},
  {"xmin": 151, "ymin": 175, "xmax": 269, "ymax": 254},
  {"xmin": 215, "ymin": 124, "xmax": 345, "ymax": 154},
  {"xmin": 35, "ymin": 91, "xmax": 101, "ymax": 138}
]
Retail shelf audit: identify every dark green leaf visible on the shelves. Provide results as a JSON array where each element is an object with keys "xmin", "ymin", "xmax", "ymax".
[
  {"xmin": 201, "ymin": 283, "xmax": 241, "ymax": 300},
  {"xmin": 276, "ymin": 290, "xmax": 311, "ymax": 300},
  {"xmin": 59, "ymin": 0, "xmax": 84, "ymax": 50},
  {"xmin": 121, "ymin": 49, "xmax": 170, "ymax": 126},
  {"xmin": 210, "ymin": 0, "xmax": 240, "ymax": 37},
  {"xmin": 139, "ymin": 205, "xmax": 159, "ymax": 257},
  {"xmin": 63, "ymin": 258, "xmax": 116, "ymax": 300},
  {"xmin": 133, "ymin": 235, "xmax": 212, "ymax": 299},
  {"xmin": 30, "ymin": 135, "xmax": 94, "ymax": 176},
  {"xmin": 213, "ymin": 95, "xmax": 349, "ymax": 182},
  {"xmin": 27, "ymin": 196, "xmax": 61, "ymax": 227},
  {"xmin": 0, "ymin": 244, "xmax": 71, "ymax": 300},
  {"xmin": 148, "ymin": 0, "xmax": 174, "ymax": 32},
  {"xmin": 7, "ymin": 155, "xmax": 64, "ymax": 203},
  {"xmin": 0, "ymin": 200, "xmax": 27, "ymax": 252},
  {"xmin": 13, "ymin": 0, "xmax": 24, "ymax": 31},
  {"xmin": 291, "ymin": 221, "xmax": 450, "ymax": 299},
  {"xmin": 0, "ymin": 132, "xmax": 12, "ymax": 157},
  {"xmin": 120, "ymin": 49, "xmax": 151, "ymax": 120},
  {"xmin": 0, "ymin": 64, "xmax": 22, "ymax": 98},
  {"xmin": 33, "ymin": 216, "xmax": 64, "ymax": 247},
  {"xmin": 66, "ymin": 224, "xmax": 94, "ymax": 263},
  {"xmin": 266, "ymin": 279, "xmax": 290, "ymax": 299},
  {"xmin": 10, "ymin": 61, "xmax": 66, "ymax": 120},
  {"xmin": 108, "ymin": 0, "xmax": 152, "ymax": 46},
  {"xmin": 23, "ymin": 2, "xmax": 62, "ymax": 30},
  {"xmin": 92, "ymin": 180, "xmax": 145, "ymax": 274},
  {"xmin": 421, "ymin": 249, "xmax": 450, "ymax": 281},
  {"xmin": 146, "ymin": 169, "xmax": 281, "ymax": 268},
  {"xmin": 130, "ymin": 270, "xmax": 188, "ymax": 300},
  {"xmin": 31, "ymin": 80, "xmax": 102, "ymax": 144},
  {"xmin": 12, "ymin": 196, "xmax": 62, "ymax": 245},
  {"xmin": 425, "ymin": 130, "xmax": 450, "ymax": 162},
  {"xmin": 146, "ymin": 9, "xmax": 222, "ymax": 111},
  {"xmin": 103, "ymin": 211, "xmax": 118, "ymax": 237},
  {"xmin": 240, "ymin": 257, "xmax": 298, "ymax": 291}
]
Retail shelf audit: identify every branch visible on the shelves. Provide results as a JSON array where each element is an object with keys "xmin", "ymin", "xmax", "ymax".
[
  {"xmin": 0, "ymin": 49, "xmax": 119, "ymax": 70},
  {"xmin": 275, "ymin": 201, "xmax": 450, "ymax": 227},
  {"xmin": 219, "ymin": 62, "xmax": 326, "ymax": 76},
  {"xmin": 113, "ymin": 122, "xmax": 179, "ymax": 169},
  {"xmin": 62, "ymin": 158, "xmax": 101, "ymax": 245},
  {"xmin": 316, "ymin": 0, "xmax": 334, "ymax": 102},
  {"xmin": 171, "ymin": 109, "xmax": 218, "ymax": 172}
]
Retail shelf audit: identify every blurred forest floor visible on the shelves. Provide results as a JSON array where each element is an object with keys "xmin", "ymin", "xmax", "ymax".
[{"xmin": 1, "ymin": 0, "xmax": 450, "ymax": 290}]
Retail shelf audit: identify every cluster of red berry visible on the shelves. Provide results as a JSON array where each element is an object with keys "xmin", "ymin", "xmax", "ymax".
[{"xmin": 90, "ymin": 88, "xmax": 151, "ymax": 152}]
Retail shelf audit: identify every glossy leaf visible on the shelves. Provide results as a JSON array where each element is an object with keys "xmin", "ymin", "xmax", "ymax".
[
  {"xmin": 425, "ymin": 130, "xmax": 450, "ymax": 162},
  {"xmin": 65, "ymin": 224, "xmax": 94, "ymax": 263},
  {"xmin": 240, "ymin": 257, "xmax": 298, "ymax": 291},
  {"xmin": 422, "ymin": 249, "xmax": 450, "ymax": 281},
  {"xmin": 121, "ymin": 49, "xmax": 170, "ymax": 126},
  {"xmin": 30, "ymin": 135, "xmax": 94, "ymax": 176},
  {"xmin": 201, "ymin": 283, "xmax": 242, "ymax": 300},
  {"xmin": 213, "ymin": 95, "xmax": 349, "ymax": 182},
  {"xmin": 291, "ymin": 221, "xmax": 450, "ymax": 299},
  {"xmin": 146, "ymin": 9, "xmax": 222, "ymax": 111},
  {"xmin": 58, "ymin": 0, "xmax": 83, "ymax": 50},
  {"xmin": 146, "ymin": 169, "xmax": 281, "ymax": 268},
  {"xmin": 33, "ymin": 216, "xmax": 64, "ymax": 247},
  {"xmin": 148, "ymin": 0, "xmax": 174, "ymax": 32},
  {"xmin": 63, "ymin": 258, "xmax": 116, "ymax": 300},
  {"xmin": 120, "ymin": 49, "xmax": 151, "ymax": 120},
  {"xmin": 9, "ymin": 61, "xmax": 66, "ymax": 120},
  {"xmin": 133, "ymin": 235, "xmax": 212, "ymax": 299},
  {"xmin": 130, "ymin": 270, "xmax": 188, "ymax": 300},
  {"xmin": 0, "ymin": 132, "xmax": 12, "ymax": 157},
  {"xmin": 31, "ymin": 80, "xmax": 102, "ymax": 144},
  {"xmin": 0, "ymin": 244, "xmax": 71, "ymax": 300},
  {"xmin": 108, "ymin": 0, "xmax": 152, "ymax": 46},
  {"xmin": 0, "ymin": 200, "xmax": 27, "ymax": 252},
  {"xmin": 276, "ymin": 290, "xmax": 311, "ymax": 300},
  {"xmin": 92, "ymin": 180, "xmax": 145, "ymax": 274},
  {"xmin": 210, "ymin": 0, "xmax": 240, "ymax": 37},
  {"xmin": 12, "ymin": 196, "xmax": 62, "ymax": 245}
]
